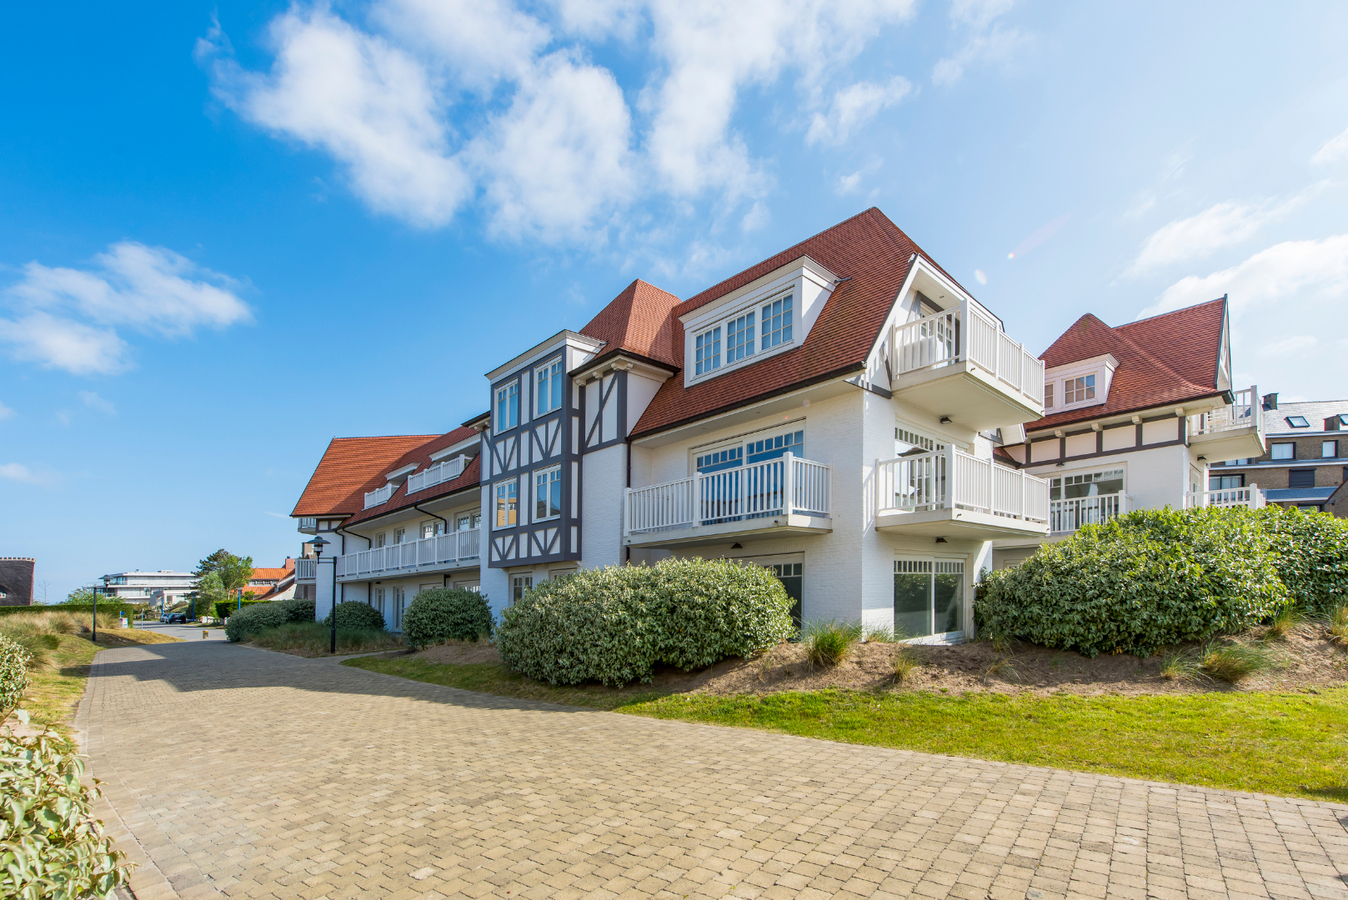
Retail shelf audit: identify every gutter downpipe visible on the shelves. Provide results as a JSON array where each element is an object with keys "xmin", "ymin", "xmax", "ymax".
[{"xmin": 413, "ymin": 502, "xmax": 451, "ymax": 534}]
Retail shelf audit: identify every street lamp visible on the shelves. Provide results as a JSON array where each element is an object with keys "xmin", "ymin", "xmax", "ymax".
[
  {"xmin": 92, "ymin": 579, "xmax": 98, "ymax": 644},
  {"xmin": 311, "ymin": 535, "xmax": 333, "ymax": 654}
]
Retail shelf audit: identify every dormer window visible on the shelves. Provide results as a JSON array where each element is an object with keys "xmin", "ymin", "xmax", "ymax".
[
  {"xmin": 1064, "ymin": 375, "xmax": 1096, "ymax": 405},
  {"xmin": 726, "ymin": 311, "xmax": 755, "ymax": 363},
  {"xmin": 1286, "ymin": 415, "xmax": 1310, "ymax": 428},
  {"xmin": 761, "ymin": 294, "xmax": 793, "ymax": 348},
  {"xmin": 695, "ymin": 326, "xmax": 722, "ymax": 375}
]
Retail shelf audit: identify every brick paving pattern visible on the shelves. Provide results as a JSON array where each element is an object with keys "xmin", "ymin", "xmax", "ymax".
[{"xmin": 79, "ymin": 641, "xmax": 1348, "ymax": 900}]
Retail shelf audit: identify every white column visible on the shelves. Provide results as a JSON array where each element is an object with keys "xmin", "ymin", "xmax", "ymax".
[{"xmin": 315, "ymin": 554, "xmax": 337, "ymax": 622}]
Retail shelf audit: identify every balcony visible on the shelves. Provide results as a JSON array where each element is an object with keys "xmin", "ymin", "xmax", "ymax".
[
  {"xmin": 1188, "ymin": 385, "xmax": 1265, "ymax": 462},
  {"xmin": 363, "ymin": 484, "xmax": 395, "ymax": 509},
  {"xmin": 1050, "ymin": 492, "xmax": 1129, "ymax": 534},
  {"xmin": 876, "ymin": 448, "xmax": 1049, "ymax": 539},
  {"xmin": 1187, "ymin": 485, "xmax": 1266, "ymax": 510},
  {"xmin": 888, "ymin": 300, "xmax": 1045, "ymax": 433},
  {"xmin": 295, "ymin": 558, "xmax": 317, "ymax": 583},
  {"xmin": 624, "ymin": 454, "xmax": 832, "ymax": 548},
  {"xmin": 335, "ymin": 530, "xmax": 481, "ymax": 581},
  {"xmin": 407, "ymin": 454, "xmax": 469, "ymax": 495}
]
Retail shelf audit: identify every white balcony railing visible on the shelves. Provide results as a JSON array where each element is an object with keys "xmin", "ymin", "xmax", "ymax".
[
  {"xmin": 889, "ymin": 299, "xmax": 1045, "ymax": 407},
  {"xmin": 294, "ymin": 558, "xmax": 317, "ymax": 583},
  {"xmin": 1050, "ymin": 491, "xmax": 1129, "ymax": 534},
  {"xmin": 335, "ymin": 530, "xmax": 481, "ymax": 580},
  {"xmin": 1188, "ymin": 485, "xmax": 1265, "ymax": 510},
  {"xmin": 876, "ymin": 447, "xmax": 1049, "ymax": 524},
  {"xmin": 407, "ymin": 455, "xmax": 469, "ymax": 495},
  {"xmin": 1190, "ymin": 385, "xmax": 1262, "ymax": 439},
  {"xmin": 363, "ymin": 483, "xmax": 395, "ymax": 509},
  {"xmin": 624, "ymin": 453, "xmax": 831, "ymax": 536}
]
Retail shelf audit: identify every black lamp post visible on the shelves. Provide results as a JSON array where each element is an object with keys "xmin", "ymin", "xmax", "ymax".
[
  {"xmin": 311, "ymin": 535, "xmax": 333, "ymax": 654},
  {"xmin": 92, "ymin": 579, "xmax": 99, "ymax": 644}
]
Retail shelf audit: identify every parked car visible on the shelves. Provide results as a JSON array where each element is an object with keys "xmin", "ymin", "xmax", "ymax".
[
  {"xmin": 159, "ymin": 612, "xmax": 171, "ymax": 623},
  {"xmin": 166, "ymin": 613, "xmax": 187, "ymax": 624}
]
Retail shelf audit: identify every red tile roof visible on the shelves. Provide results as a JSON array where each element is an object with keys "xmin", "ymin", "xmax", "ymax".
[
  {"xmin": 291, "ymin": 435, "xmax": 440, "ymax": 517},
  {"xmin": 631, "ymin": 208, "xmax": 955, "ymax": 438},
  {"xmin": 579, "ymin": 279, "xmax": 684, "ymax": 367},
  {"xmin": 341, "ymin": 427, "xmax": 483, "ymax": 526},
  {"xmin": 250, "ymin": 567, "xmax": 291, "ymax": 581},
  {"xmin": 1030, "ymin": 298, "xmax": 1227, "ymax": 432}
]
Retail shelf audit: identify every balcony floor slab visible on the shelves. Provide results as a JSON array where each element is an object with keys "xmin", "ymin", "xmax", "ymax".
[
  {"xmin": 336, "ymin": 560, "xmax": 480, "ymax": 583},
  {"xmin": 877, "ymin": 507, "xmax": 1049, "ymax": 540},
  {"xmin": 1189, "ymin": 426, "xmax": 1265, "ymax": 463},
  {"xmin": 892, "ymin": 363, "xmax": 1042, "ymax": 434},
  {"xmin": 624, "ymin": 514, "xmax": 831, "ymax": 549}
]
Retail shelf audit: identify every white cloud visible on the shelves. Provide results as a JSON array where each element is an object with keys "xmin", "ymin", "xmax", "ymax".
[
  {"xmin": 0, "ymin": 401, "xmax": 12, "ymax": 421},
  {"xmin": 1257, "ymin": 335, "xmax": 1317, "ymax": 357},
  {"xmin": 0, "ymin": 242, "xmax": 249, "ymax": 375},
  {"xmin": 933, "ymin": 24, "xmax": 1030, "ymax": 87},
  {"xmin": 740, "ymin": 201, "xmax": 770, "ymax": 232},
  {"xmin": 1311, "ymin": 125, "xmax": 1348, "ymax": 166},
  {"xmin": 950, "ymin": 0, "xmax": 1013, "ymax": 29},
  {"xmin": 79, "ymin": 391, "xmax": 116, "ymax": 415},
  {"xmin": 0, "ymin": 463, "xmax": 45, "ymax": 485},
  {"xmin": 806, "ymin": 76, "xmax": 912, "ymax": 146},
  {"xmin": 552, "ymin": 0, "xmax": 644, "ymax": 40},
  {"xmin": 1141, "ymin": 235, "xmax": 1348, "ymax": 319}
]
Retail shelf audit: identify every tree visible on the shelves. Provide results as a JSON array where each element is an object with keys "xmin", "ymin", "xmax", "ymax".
[
  {"xmin": 194, "ymin": 550, "xmax": 255, "ymax": 598},
  {"xmin": 66, "ymin": 587, "xmax": 100, "ymax": 604},
  {"xmin": 197, "ymin": 573, "xmax": 228, "ymax": 611}
]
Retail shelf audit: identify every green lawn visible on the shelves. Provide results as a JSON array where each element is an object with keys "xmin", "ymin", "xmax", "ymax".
[{"xmin": 348, "ymin": 656, "xmax": 1348, "ymax": 802}]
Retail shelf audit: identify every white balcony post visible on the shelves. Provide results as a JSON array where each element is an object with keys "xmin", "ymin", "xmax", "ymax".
[
  {"xmin": 783, "ymin": 452, "xmax": 795, "ymax": 516},
  {"xmin": 944, "ymin": 443, "xmax": 957, "ymax": 509}
]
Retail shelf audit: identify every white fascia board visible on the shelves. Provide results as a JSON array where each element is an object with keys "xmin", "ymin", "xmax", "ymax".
[
  {"xmin": 486, "ymin": 330, "xmax": 604, "ymax": 382},
  {"xmin": 385, "ymin": 463, "xmax": 418, "ymax": 481},
  {"xmin": 429, "ymin": 434, "xmax": 481, "ymax": 462},
  {"xmin": 677, "ymin": 255, "xmax": 838, "ymax": 326},
  {"xmin": 571, "ymin": 354, "xmax": 674, "ymax": 385}
]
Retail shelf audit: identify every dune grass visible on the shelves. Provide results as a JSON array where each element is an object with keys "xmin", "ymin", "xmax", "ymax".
[
  {"xmin": 248, "ymin": 622, "xmax": 403, "ymax": 657},
  {"xmin": 352, "ymin": 654, "xmax": 1348, "ymax": 802}
]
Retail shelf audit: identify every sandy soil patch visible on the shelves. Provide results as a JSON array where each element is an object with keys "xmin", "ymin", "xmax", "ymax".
[{"xmin": 408, "ymin": 623, "xmax": 1348, "ymax": 697}]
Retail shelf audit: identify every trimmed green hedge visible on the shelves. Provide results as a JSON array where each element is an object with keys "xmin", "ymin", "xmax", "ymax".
[
  {"xmin": 1, "ymin": 714, "xmax": 130, "ymax": 897},
  {"xmin": 224, "ymin": 598, "xmax": 316, "ymax": 642},
  {"xmin": 323, "ymin": 601, "xmax": 386, "ymax": 630},
  {"xmin": 402, "ymin": 588, "xmax": 493, "ymax": 650},
  {"xmin": 976, "ymin": 506, "xmax": 1348, "ymax": 657},
  {"xmin": 496, "ymin": 558, "xmax": 794, "ymax": 686},
  {"xmin": 0, "ymin": 602, "xmax": 144, "ymax": 619},
  {"xmin": 214, "ymin": 598, "xmax": 271, "ymax": 621},
  {"xmin": 0, "ymin": 633, "xmax": 31, "ymax": 720}
]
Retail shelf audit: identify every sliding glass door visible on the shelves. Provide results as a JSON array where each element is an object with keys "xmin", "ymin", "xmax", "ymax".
[{"xmin": 893, "ymin": 559, "xmax": 964, "ymax": 639}]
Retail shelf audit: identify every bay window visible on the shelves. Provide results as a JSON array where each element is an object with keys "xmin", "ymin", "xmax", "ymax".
[
  {"xmin": 495, "ymin": 380, "xmax": 519, "ymax": 431},
  {"xmin": 534, "ymin": 466, "xmax": 562, "ymax": 521}
]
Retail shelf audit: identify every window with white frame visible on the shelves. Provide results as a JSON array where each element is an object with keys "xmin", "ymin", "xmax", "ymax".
[
  {"xmin": 392, "ymin": 587, "xmax": 406, "ymax": 631},
  {"xmin": 534, "ymin": 466, "xmax": 562, "ymax": 521},
  {"xmin": 1063, "ymin": 374, "xmax": 1096, "ymax": 405},
  {"xmin": 511, "ymin": 575, "xmax": 532, "ymax": 604},
  {"xmin": 1044, "ymin": 383, "xmax": 1053, "ymax": 408},
  {"xmin": 374, "ymin": 532, "xmax": 386, "ymax": 548},
  {"xmin": 695, "ymin": 326, "xmax": 721, "ymax": 376},
  {"xmin": 373, "ymin": 587, "xmax": 385, "ymax": 619},
  {"xmin": 761, "ymin": 293, "xmax": 793, "ymax": 349},
  {"xmin": 494, "ymin": 479, "xmax": 518, "ymax": 529},
  {"xmin": 495, "ymin": 380, "xmax": 519, "ymax": 431},
  {"xmin": 894, "ymin": 559, "xmax": 964, "ymax": 639},
  {"xmin": 725, "ymin": 310, "xmax": 755, "ymax": 363},
  {"xmin": 393, "ymin": 527, "xmax": 406, "ymax": 544},
  {"xmin": 535, "ymin": 360, "xmax": 563, "ymax": 415},
  {"xmin": 1271, "ymin": 443, "xmax": 1295, "ymax": 460},
  {"xmin": 1323, "ymin": 440, "xmax": 1338, "ymax": 458},
  {"xmin": 1049, "ymin": 468, "xmax": 1124, "ymax": 500},
  {"xmin": 421, "ymin": 520, "xmax": 445, "ymax": 539}
]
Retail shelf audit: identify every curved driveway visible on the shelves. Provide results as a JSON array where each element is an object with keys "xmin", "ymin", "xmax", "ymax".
[{"xmin": 79, "ymin": 640, "xmax": 1347, "ymax": 900}]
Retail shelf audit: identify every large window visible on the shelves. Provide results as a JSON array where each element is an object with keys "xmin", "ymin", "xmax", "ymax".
[
  {"xmin": 894, "ymin": 559, "xmax": 964, "ymax": 639},
  {"xmin": 534, "ymin": 466, "xmax": 562, "ymax": 521},
  {"xmin": 1323, "ymin": 440, "xmax": 1338, "ymax": 459},
  {"xmin": 392, "ymin": 587, "xmax": 406, "ymax": 631},
  {"xmin": 695, "ymin": 326, "xmax": 722, "ymax": 376},
  {"xmin": 766, "ymin": 562, "xmax": 803, "ymax": 628},
  {"xmin": 495, "ymin": 381, "xmax": 519, "ymax": 431},
  {"xmin": 1063, "ymin": 374, "xmax": 1096, "ymax": 405},
  {"xmin": 1271, "ymin": 443, "xmax": 1295, "ymax": 460},
  {"xmin": 511, "ymin": 575, "xmax": 532, "ymax": 604},
  {"xmin": 1210, "ymin": 474, "xmax": 1245, "ymax": 490},
  {"xmin": 696, "ymin": 429, "xmax": 804, "ymax": 472},
  {"xmin": 536, "ymin": 360, "xmax": 564, "ymax": 415},
  {"xmin": 494, "ymin": 479, "xmax": 518, "ymax": 529},
  {"xmin": 761, "ymin": 294, "xmax": 793, "ymax": 349},
  {"xmin": 1049, "ymin": 468, "xmax": 1124, "ymax": 500}
]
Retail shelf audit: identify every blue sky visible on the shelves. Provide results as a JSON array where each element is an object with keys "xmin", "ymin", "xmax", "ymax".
[{"xmin": 3, "ymin": 0, "xmax": 1347, "ymax": 600}]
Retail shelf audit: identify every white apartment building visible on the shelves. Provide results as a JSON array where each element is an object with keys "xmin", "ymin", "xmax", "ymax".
[
  {"xmin": 992, "ymin": 297, "xmax": 1266, "ymax": 568},
  {"xmin": 97, "ymin": 570, "xmax": 197, "ymax": 605},
  {"xmin": 292, "ymin": 209, "xmax": 1263, "ymax": 642}
]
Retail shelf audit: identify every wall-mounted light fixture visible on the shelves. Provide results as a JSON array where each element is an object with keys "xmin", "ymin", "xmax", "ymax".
[{"xmin": 939, "ymin": 416, "xmax": 952, "ymax": 425}]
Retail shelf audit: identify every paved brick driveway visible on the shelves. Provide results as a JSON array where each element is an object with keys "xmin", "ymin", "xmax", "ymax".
[{"xmin": 78, "ymin": 641, "xmax": 1347, "ymax": 900}]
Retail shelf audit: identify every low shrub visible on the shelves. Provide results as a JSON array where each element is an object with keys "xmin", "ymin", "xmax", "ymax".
[
  {"xmin": 323, "ymin": 601, "xmax": 386, "ymax": 631},
  {"xmin": 1, "ymin": 633, "xmax": 32, "ymax": 721},
  {"xmin": 1257, "ymin": 506, "xmax": 1348, "ymax": 616},
  {"xmin": 214, "ymin": 598, "xmax": 271, "ymax": 621},
  {"xmin": 248, "ymin": 622, "xmax": 402, "ymax": 656},
  {"xmin": 802, "ymin": 619, "xmax": 862, "ymax": 668},
  {"xmin": 976, "ymin": 507, "xmax": 1288, "ymax": 657},
  {"xmin": 402, "ymin": 588, "xmax": 492, "ymax": 650},
  {"xmin": 277, "ymin": 597, "xmax": 316, "ymax": 622},
  {"xmin": 497, "ymin": 558, "xmax": 793, "ymax": 686},
  {"xmin": 0, "ymin": 712, "xmax": 130, "ymax": 898},
  {"xmin": 224, "ymin": 603, "xmax": 286, "ymax": 642},
  {"xmin": 0, "ymin": 618, "xmax": 61, "ymax": 671}
]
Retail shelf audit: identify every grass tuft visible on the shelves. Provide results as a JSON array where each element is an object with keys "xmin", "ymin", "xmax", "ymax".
[
  {"xmin": 982, "ymin": 656, "xmax": 1019, "ymax": 684},
  {"xmin": 1328, "ymin": 606, "xmax": 1348, "ymax": 646},
  {"xmin": 801, "ymin": 620, "xmax": 863, "ymax": 669},
  {"xmin": 1159, "ymin": 649, "xmax": 1198, "ymax": 681},
  {"xmin": 1199, "ymin": 642, "xmax": 1276, "ymax": 683},
  {"xmin": 248, "ymin": 622, "xmax": 403, "ymax": 656},
  {"xmin": 1264, "ymin": 605, "xmax": 1304, "ymax": 641},
  {"xmin": 862, "ymin": 625, "xmax": 897, "ymax": 643},
  {"xmin": 891, "ymin": 645, "xmax": 918, "ymax": 682}
]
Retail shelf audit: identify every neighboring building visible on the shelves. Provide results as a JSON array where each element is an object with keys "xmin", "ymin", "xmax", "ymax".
[
  {"xmin": 992, "ymin": 298, "xmax": 1266, "ymax": 568},
  {"xmin": 295, "ymin": 208, "xmax": 1054, "ymax": 642},
  {"xmin": 98, "ymin": 570, "xmax": 196, "ymax": 605},
  {"xmin": 0, "ymin": 558, "xmax": 35, "ymax": 606},
  {"xmin": 243, "ymin": 560, "xmax": 296, "ymax": 596},
  {"xmin": 1326, "ymin": 479, "xmax": 1348, "ymax": 518},
  {"xmin": 1213, "ymin": 397, "xmax": 1348, "ymax": 512}
]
